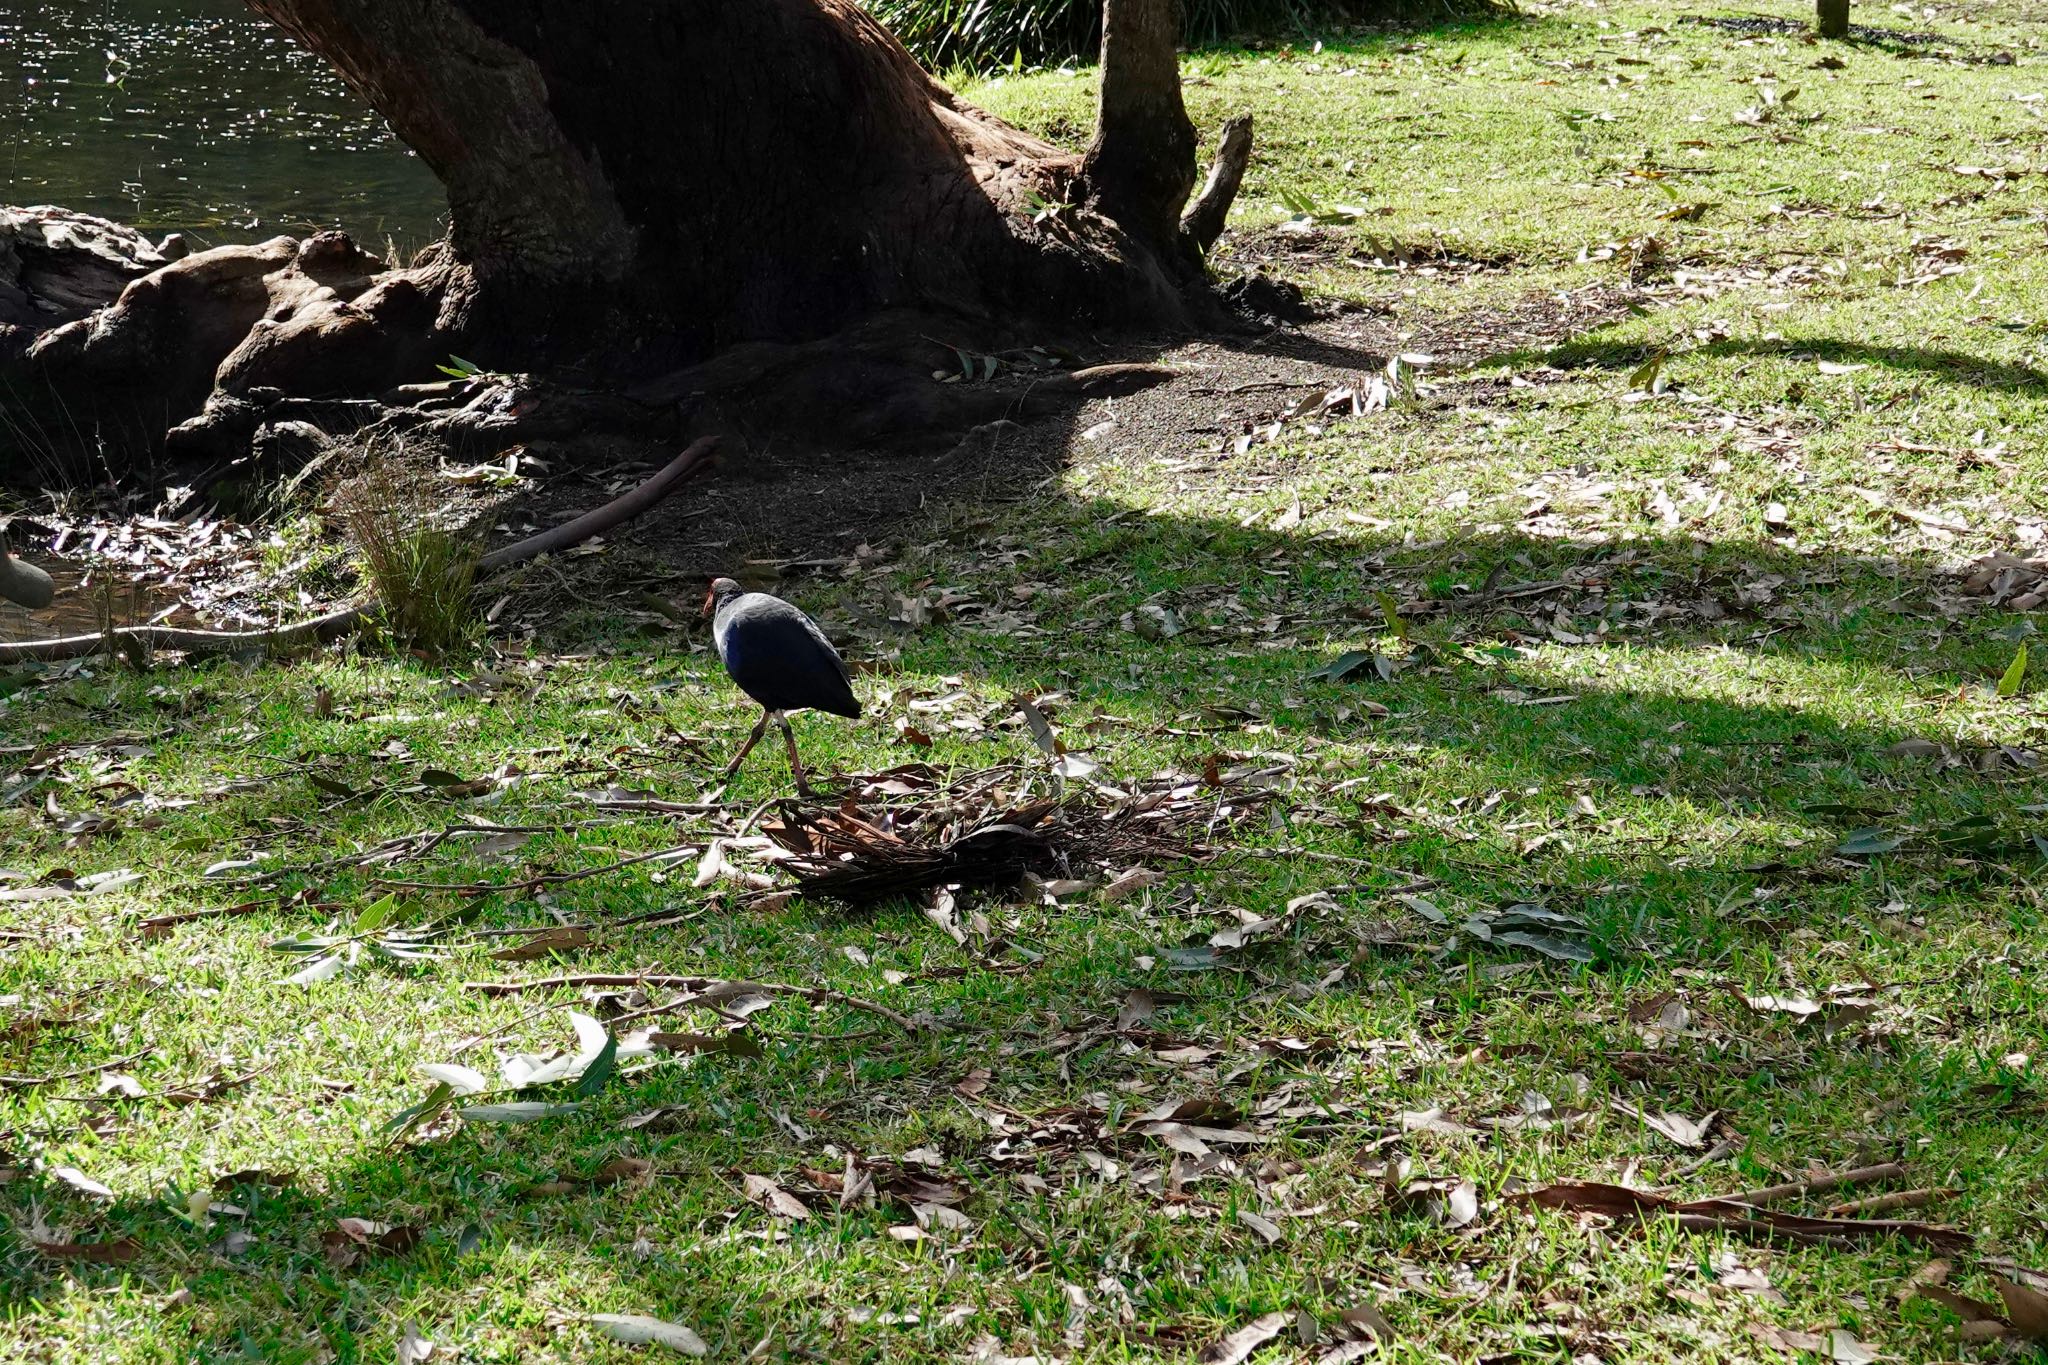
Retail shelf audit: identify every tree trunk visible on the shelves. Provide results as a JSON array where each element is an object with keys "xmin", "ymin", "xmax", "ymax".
[
  {"xmin": 1816, "ymin": 0, "xmax": 1850, "ymax": 38},
  {"xmin": 1085, "ymin": 0, "xmax": 1198, "ymax": 254},
  {"xmin": 3, "ymin": 0, "xmax": 1242, "ymax": 483},
  {"xmin": 243, "ymin": 0, "xmax": 1204, "ymax": 351}
]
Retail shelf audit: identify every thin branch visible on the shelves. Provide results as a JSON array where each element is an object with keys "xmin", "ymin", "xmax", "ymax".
[
  {"xmin": 462, "ymin": 972, "xmax": 926, "ymax": 1033},
  {"xmin": 1826, "ymin": 1187, "xmax": 1953, "ymax": 1217},
  {"xmin": 1726, "ymin": 1161, "xmax": 1908, "ymax": 1207},
  {"xmin": 372, "ymin": 840, "xmax": 697, "ymax": 896},
  {"xmin": 0, "ymin": 1048, "xmax": 151, "ymax": 1090}
]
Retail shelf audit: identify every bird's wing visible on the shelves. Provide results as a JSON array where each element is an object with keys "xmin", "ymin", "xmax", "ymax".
[{"xmin": 796, "ymin": 608, "xmax": 853, "ymax": 686}]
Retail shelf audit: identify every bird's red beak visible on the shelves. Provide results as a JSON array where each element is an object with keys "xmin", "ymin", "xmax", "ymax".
[{"xmin": 700, "ymin": 584, "xmax": 717, "ymax": 618}]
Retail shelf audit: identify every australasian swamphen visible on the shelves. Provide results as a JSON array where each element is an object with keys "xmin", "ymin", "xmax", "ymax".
[
  {"xmin": 703, "ymin": 577, "xmax": 860, "ymax": 797},
  {"xmin": 0, "ymin": 534, "xmax": 55, "ymax": 610}
]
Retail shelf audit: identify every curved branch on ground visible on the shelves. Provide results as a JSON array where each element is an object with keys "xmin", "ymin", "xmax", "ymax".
[{"xmin": 0, "ymin": 437, "xmax": 718, "ymax": 665}]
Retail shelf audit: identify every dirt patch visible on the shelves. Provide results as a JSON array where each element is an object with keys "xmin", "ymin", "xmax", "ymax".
[
  {"xmin": 1214, "ymin": 225, "xmax": 1519, "ymax": 287},
  {"xmin": 0, "ymin": 280, "xmax": 1642, "ymax": 644},
  {"xmin": 501, "ymin": 283, "xmax": 1641, "ymax": 596}
]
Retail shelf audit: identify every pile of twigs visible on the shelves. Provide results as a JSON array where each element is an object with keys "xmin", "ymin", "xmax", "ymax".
[{"xmin": 758, "ymin": 760, "xmax": 1284, "ymax": 902}]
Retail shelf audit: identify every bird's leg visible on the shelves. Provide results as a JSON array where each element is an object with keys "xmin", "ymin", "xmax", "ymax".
[
  {"xmin": 723, "ymin": 708, "xmax": 772, "ymax": 779},
  {"xmin": 775, "ymin": 712, "xmax": 815, "ymax": 799}
]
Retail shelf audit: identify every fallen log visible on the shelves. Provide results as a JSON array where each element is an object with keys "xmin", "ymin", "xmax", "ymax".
[{"xmin": 0, "ymin": 436, "xmax": 717, "ymax": 665}]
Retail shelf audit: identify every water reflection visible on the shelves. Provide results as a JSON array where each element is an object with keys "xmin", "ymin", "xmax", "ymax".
[{"xmin": 2, "ymin": 0, "xmax": 447, "ymax": 249}]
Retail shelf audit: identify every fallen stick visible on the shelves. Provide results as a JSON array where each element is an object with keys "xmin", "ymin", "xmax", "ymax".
[
  {"xmin": 1523, "ymin": 1179, "xmax": 1970, "ymax": 1254},
  {"xmin": 1827, "ymin": 1187, "xmax": 1953, "ymax": 1217},
  {"xmin": 372, "ymin": 841, "xmax": 698, "ymax": 896},
  {"xmin": 0, "ymin": 436, "xmax": 717, "ymax": 664},
  {"xmin": 1727, "ymin": 1161, "xmax": 1907, "ymax": 1207},
  {"xmin": 463, "ymin": 972, "xmax": 924, "ymax": 1033},
  {"xmin": 0, "ymin": 1048, "xmax": 151, "ymax": 1090}
]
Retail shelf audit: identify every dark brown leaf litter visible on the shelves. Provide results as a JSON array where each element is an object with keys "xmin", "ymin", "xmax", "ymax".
[
  {"xmin": 1522, "ymin": 1180, "xmax": 1972, "ymax": 1253},
  {"xmin": 758, "ymin": 760, "xmax": 1278, "ymax": 903}
]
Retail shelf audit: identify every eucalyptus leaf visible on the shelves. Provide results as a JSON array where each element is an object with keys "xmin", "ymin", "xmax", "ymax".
[
  {"xmin": 1495, "ymin": 930, "xmax": 1597, "ymax": 963},
  {"xmin": 1836, "ymin": 828, "xmax": 1907, "ymax": 857},
  {"xmin": 1998, "ymin": 642, "xmax": 2028, "ymax": 698},
  {"xmin": 419, "ymin": 1063, "xmax": 490, "ymax": 1096},
  {"xmin": 573, "ymin": 1029, "xmax": 620, "ymax": 1098},
  {"xmin": 1309, "ymin": 650, "xmax": 1378, "ymax": 682},
  {"xmin": 385, "ymin": 1081, "xmax": 455, "ymax": 1139},
  {"xmin": 587, "ymin": 1314, "xmax": 707, "ymax": 1356},
  {"xmin": 459, "ymin": 1102, "xmax": 583, "ymax": 1123},
  {"xmin": 353, "ymin": 894, "xmax": 399, "ymax": 936},
  {"xmin": 284, "ymin": 953, "xmax": 346, "ymax": 985}
]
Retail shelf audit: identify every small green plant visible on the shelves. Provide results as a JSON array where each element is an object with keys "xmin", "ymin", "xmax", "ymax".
[{"xmin": 338, "ymin": 452, "xmax": 482, "ymax": 658}]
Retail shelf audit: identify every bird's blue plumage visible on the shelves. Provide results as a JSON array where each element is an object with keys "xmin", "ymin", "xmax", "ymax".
[{"xmin": 710, "ymin": 586, "xmax": 860, "ymax": 718}]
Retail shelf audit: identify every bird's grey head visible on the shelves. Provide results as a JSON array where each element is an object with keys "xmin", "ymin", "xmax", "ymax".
[{"xmin": 701, "ymin": 576, "xmax": 743, "ymax": 618}]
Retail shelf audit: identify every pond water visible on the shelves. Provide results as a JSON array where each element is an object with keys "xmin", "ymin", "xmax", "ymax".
[{"xmin": 2, "ymin": 0, "xmax": 447, "ymax": 250}]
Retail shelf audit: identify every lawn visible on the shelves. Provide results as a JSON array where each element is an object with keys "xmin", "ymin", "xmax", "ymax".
[{"xmin": 4, "ymin": 0, "xmax": 2047, "ymax": 1360}]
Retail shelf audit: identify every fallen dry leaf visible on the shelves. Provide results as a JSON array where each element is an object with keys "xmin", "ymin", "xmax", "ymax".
[
  {"xmin": 1197, "ymin": 1310, "xmax": 1289, "ymax": 1365},
  {"xmin": 742, "ymin": 1173, "xmax": 811, "ymax": 1221},
  {"xmin": 50, "ymin": 1165, "xmax": 115, "ymax": 1200},
  {"xmin": 32, "ymin": 1236, "xmax": 141, "ymax": 1264},
  {"xmin": 322, "ymin": 1218, "xmax": 422, "ymax": 1268},
  {"xmin": 489, "ymin": 927, "xmax": 591, "ymax": 962},
  {"xmin": 1742, "ymin": 992, "xmax": 1823, "ymax": 1018},
  {"xmin": 1523, "ymin": 1181, "xmax": 1970, "ymax": 1252},
  {"xmin": 397, "ymin": 1322, "xmax": 435, "ymax": 1365},
  {"xmin": 1398, "ymin": 1107, "xmax": 1478, "ymax": 1137},
  {"xmin": 587, "ymin": 1313, "xmax": 708, "ymax": 1356},
  {"xmin": 1612, "ymin": 1101, "xmax": 1717, "ymax": 1149},
  {"xmin": 1236, "ymin": 1208, "xmax": 1284, "ymax": 1244},
  {"xmin": 1992, "ymin": 1273, "xmax": 2048, "ymax": 1342},
  {"xmin": 1717, "ymin": 1263, "xmax": 1785, "ymax": 1305},
  {"xmin": 1116, "ymin": 986, "xmax": 1187, "ymax": 1030}
]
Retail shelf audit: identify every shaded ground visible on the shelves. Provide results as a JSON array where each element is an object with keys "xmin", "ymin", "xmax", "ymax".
[{"xmin": 5, "ymin": 0, "xmax": 2048, "ymax": 1361}]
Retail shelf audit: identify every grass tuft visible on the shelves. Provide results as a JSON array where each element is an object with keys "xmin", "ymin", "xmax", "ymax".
[{"xmin": 336, "ymin": 450, "xmax": 480, "ymax": 658}]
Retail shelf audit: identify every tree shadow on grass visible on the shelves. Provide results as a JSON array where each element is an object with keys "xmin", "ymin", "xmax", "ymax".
[
  {"xmin": 1543, "ymin": 333, "xmax": 2048, "ymax": 395},
  {"xmin": 7, "ymin": 299, "xmax": 2045, "ymax": 1352},
  {"xmin": 5, "ymin": 488, "xmax": 2041, "ymax": 1356}
]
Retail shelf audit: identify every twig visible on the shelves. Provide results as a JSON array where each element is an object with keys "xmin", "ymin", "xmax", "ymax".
[
  {"xmin": 1662, "ymin": 1136, "xmax": 1740, "ymax": 1182},
  {"xmin": 1826, "ymin": 1186, "xmax": 1952, "ymax": 1217},
  {"xmin": 0, "ymin": 1048, "xmax": 151, "ymax": 1090},
  {"xmin": 1727, "ymin": 1161, "xmax": 1907, "ymax": 1207},
  {"xmin": 449, "ymin": 1002, "xmax": 562, "ymax": 1059},
  {"xmin": 475, "ymin": 437, "xmax": 717, "ymax": 572},
  {"xmin": 579, "ymin": 799, "xmax": 731, "ymax": 816},
  {"xmin": 462, "ymin": 972, "xmax": 925, "ymax": 1033},
  {"xmin": 372, "ymin": 841, "xmax": 697, "ymax": 895},
  {"xmin": 138, "ymin": 899, "xmax": 275, "ymax": 935}
]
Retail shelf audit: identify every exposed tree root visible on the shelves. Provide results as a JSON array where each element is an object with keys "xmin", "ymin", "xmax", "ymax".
[{"xmin": 0, "ymin": 437, "xmax": 717, "ymax": 665}]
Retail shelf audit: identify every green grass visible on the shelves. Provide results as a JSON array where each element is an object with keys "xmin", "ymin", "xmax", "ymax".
[{"xmin": 6, "ymin": 0, "xmax": 2048, "ymax": 1359}]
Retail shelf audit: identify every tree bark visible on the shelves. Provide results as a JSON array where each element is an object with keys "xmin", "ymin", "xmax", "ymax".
[
  {"xmin": 1085, "ymin": 0, "xmax": 1199, "ymax": 253},
  {"xmin": 2, "ymin": 0, "xmax": 1247, "ymax": 482},
  {"xmin": 240, "ymin": 0, "xmax": 1202, "ymax": 355},
  {"xmin": 1816, "ymin": 0, "xmax": 1850, "ymax": 37}
]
